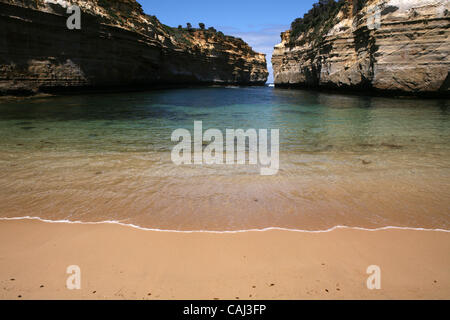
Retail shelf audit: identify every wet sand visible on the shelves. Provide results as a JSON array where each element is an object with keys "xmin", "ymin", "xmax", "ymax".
[
  {"xmin": 0, "ymin": 219, "xmax": 449, "ymax": 299},
  {"xmin": 1, "ymin": 149, "xmax": 449, "ymax": 231}
]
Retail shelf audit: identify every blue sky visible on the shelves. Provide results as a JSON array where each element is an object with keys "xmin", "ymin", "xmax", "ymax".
[{"xmin": 139, "ymin": 0, "xmax": 318, "ymax": 82}]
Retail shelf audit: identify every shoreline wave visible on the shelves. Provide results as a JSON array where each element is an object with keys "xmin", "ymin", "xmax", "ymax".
[{"xmin": 1, "ymin": 216, "xmax": 449, "ymax": 234}]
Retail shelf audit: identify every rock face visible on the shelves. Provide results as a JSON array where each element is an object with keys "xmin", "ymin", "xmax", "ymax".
[
  {"xmin": 272, "ymin": 0, "xmax": 449, "ymax": 96},
  {"xmin": 0, "ymin": 0, "xmax": 268, "ymax": 95}
]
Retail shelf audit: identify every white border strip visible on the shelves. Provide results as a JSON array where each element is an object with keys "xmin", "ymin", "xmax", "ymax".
[{"xmin": 0, "ymin": 216, "xmax": 449, "ymax": 233}]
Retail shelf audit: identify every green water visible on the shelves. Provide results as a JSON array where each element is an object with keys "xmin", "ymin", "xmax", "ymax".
[{"xmin": 0, "ymin": 87, "xmax": 449, "ymax": 231}]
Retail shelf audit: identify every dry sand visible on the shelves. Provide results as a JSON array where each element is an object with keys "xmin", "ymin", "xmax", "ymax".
[{"xmin": 0, "ymin": 219, "xmax": 449, "ymax": 300}]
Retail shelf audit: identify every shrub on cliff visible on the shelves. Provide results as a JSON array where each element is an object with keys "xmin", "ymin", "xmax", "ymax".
[
  {"xmin": 357, "ymin": 0, "xmax": 369, "ymax": 11},
  {"xmin": 199, "ymin": 23, "xmax": 205, "ymax": 30},
  {"xmin": 161, "ymin": 24, "xmax": 193, "ymax": 46},
  {"xmin": 290, "ymin": 0, "xmax": 346, "ymax": 45}
]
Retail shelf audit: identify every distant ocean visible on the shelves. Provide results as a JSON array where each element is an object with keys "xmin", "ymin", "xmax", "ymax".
[{"xmin": 0, "ymin": 87, "xmax": 449, "ymax": 231}]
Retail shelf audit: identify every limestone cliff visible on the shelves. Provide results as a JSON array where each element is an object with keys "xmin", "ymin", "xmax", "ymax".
[
  {"xmin": 0, "ymin": 0, "xmax": 268, "ymax": 95},
  {"xmin": 272, "ymin": 0, "xmax": 449, "ymax": 96}
]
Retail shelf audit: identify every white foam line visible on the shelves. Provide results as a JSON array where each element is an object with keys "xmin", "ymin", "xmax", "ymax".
[{"xmin": 0, "ymin": 216, "xmax": 449, "ymax": 233}]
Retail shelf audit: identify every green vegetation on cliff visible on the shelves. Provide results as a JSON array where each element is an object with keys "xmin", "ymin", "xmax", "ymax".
[
  {"xmin": 289, "ymin": 0, "xmax": 347, "ymax": 46},
  {"xmin": 289, "ymin": 0, "xmax": 374, "ymax": 46}
]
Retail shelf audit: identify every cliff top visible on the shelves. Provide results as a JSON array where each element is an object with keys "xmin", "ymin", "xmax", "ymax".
[{"xmin": 284, "ymin": 0, "xmax": 449, "ymax": 47}]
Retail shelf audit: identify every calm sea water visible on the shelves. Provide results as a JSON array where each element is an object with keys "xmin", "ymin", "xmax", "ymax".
[{"xmin": 0, "ymin": 87, "xmax": 449, "ymax": 231}]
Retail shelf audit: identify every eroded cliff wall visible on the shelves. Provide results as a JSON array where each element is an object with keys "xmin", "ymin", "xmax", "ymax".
[
  {"xmin": 0, "ymin": 0, "xmax": 268, "ymax": 95},
  {"xmin": 272, "ymin": 0, "xmax": 449, "ymax": 96}
]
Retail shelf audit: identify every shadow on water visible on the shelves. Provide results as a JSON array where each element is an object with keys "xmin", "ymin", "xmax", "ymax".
[{"xmin": 1, "ymin": 86, "xmax": 448, "ymax": 121}]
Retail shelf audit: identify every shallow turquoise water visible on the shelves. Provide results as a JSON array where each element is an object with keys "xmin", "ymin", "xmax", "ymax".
[
  {"xmin": 0, "ymin": 87, "xmax": 449, "ymax": 153},
  {"xmin": 0, "ymin": 87, "xmax": 449, "ymax": 231}
]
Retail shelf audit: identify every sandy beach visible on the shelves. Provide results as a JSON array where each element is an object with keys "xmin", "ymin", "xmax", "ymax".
[
  {"xmin": 1, "ymin": 0, "xmax": 449, "ymax": 306},
  {"xmin": 0, "ymin": 219, "xmax": 448, "ymax": 300}
]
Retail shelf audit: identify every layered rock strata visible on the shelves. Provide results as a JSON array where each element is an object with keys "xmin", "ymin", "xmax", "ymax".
[
  {"xmin": 272, "ymin": 0, "xmax": 449, "ymax": 96},
  {"xmin": 0, "ymin": 0, "xmax": 268, "ymax": 95}
]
